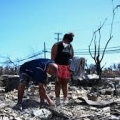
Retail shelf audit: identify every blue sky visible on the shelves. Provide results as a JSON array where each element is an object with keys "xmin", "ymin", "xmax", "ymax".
[{"xmin": 0, "ymin": 0, "xmax": 120, "ymax": 67}]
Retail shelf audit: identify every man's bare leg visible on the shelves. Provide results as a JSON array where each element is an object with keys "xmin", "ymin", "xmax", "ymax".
[{"xmin": 18, "ymin": 83, "xmax": 25, "ymax": 104}]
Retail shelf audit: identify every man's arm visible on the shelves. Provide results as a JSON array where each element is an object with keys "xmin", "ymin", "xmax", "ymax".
[{"xmin": 39, "ymin": 83, "xmax": 55, "ymax": 106}]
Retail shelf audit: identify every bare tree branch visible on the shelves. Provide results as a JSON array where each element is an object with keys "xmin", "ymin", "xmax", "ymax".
[
  {"xmin": 100, "ymin": 4, "xmax": 120, "ymax": 62},
  {"xmin": 88, "ymin": 3, "xmax": 120, "ymax": 77},
  {"xmin": 89, "ymin": 18, "xmax": 107, "ymax": 64}
]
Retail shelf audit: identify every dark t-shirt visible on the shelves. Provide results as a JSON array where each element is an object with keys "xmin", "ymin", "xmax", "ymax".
[
  {"xmin": 54, "ymin": 42, "xmax": 73, "ymax": 65},
  {"xmin": 19, "ymin": 58, "xmax": 54, "ymax": 83}
]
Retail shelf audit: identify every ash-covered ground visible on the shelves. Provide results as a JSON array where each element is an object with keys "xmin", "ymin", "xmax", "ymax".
[{"xmin": 0, "ymin": 75, "xmax": 120, "ymax": 120}]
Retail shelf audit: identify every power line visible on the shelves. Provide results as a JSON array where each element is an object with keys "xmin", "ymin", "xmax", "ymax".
[
  {"xmin": 13, "ymin": 52, "xmax": 43, "ymax": 63},
  {"xmin": 0, "ymin": 51, "xmax": 43, "ymax": 64},
  {"xmin": 46, "ymin": 46, "xmax": 120, "ymax": 51},
  {"xmin": 75, "ymin": 46, "xmax": 120, "ymax": 51},
  {"xmin": 74, "ymin": 48, "xmax": 120, "ymax": 55},
  {"xmin": 0, "ymin": 45, "xmax": 120, "ymax": 65},
  {"xmin": 46, "ymin": 47, "xmax": 120, "ymax": 55}
]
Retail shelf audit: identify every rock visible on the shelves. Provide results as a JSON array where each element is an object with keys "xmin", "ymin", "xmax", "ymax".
[
  {"xmin": 32, "ymin": 108, "xmax": 52, "ymax": 119},
  {"xmin": 0, "ymin": 103, "xmax": 8, "ymax": 109},
  {"xmin": 105, "ymin": 89, "xmax": 114, "ymax": 95},
  {"xmin": 1, "ymin": 75, "xmax": 19, "ymax": 92},
  {"xmin": 87, "ymin": 93, "xmax": 98, "ymax": 101},
  {"xmin": 2, "ymin": 116, "xmax": 9, "ymax": 120}
]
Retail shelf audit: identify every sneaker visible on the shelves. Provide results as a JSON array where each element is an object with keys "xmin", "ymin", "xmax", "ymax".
[
  {"xmin": 56, "ymin": 97, "xmax": 60, "ymax": 106},
  {"xmin": 63, "ymin": 97, "xmax": 69, "ymax": 105},
  {"xmin": 14, "ymin": 103, "xmax": 23, "ymax": 110}
]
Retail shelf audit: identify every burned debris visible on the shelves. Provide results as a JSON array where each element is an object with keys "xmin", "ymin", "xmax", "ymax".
[{"xmin": 0, "ymin": 74, "xmax": 120, "ymax": 120}]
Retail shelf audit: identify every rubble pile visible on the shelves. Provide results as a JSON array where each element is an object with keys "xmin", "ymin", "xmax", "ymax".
[{"xmin": 0, "ymin": 75, "xmax": 120, "ymax": 120}]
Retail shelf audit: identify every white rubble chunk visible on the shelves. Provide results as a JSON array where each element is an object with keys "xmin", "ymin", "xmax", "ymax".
[
  {"xmin": 32, "ymin": 108, "xmax": 52, "ymax": 119},
  {"xmin": 0, "ymin": 103, "xmax": 8, "ymax": 109},
  {"xmin": 2, "ymin": 116, "xmax": 9, "ymax": 120},
  {"xmin": 87, "ymin": 74, "xmax": 99, "ymax": 79}
]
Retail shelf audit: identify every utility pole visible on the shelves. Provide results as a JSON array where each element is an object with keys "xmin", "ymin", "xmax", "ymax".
[
  {"xmin": 55, "ymin": 33, "xmax": 62, "ymax": 42},
  {"xmin": 43, "ymin": 42, "xmax": 46, "ymax": 58}
]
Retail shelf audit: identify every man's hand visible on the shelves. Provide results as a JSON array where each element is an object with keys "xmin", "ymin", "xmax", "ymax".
[{"xmin": 39, "ymin": 83, "xmax": 56, "ymax": 107}]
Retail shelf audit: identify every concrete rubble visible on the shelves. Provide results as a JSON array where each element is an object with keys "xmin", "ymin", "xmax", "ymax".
[{"xmin": 0, "ymin": 75, "xmax": 120, "ymax": 120}]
